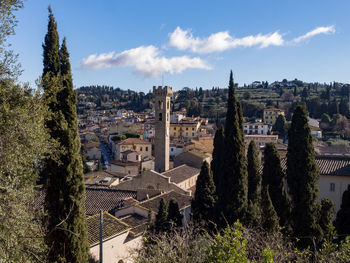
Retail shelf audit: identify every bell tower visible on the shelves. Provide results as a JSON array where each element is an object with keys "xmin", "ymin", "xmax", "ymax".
[{"xmin": 153, "ymin": 86, "xmax": 172, "ymax": 173}]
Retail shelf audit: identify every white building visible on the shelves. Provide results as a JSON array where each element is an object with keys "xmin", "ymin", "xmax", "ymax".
[{"xmin": 243, "ymin": 122, "xmax": 271, "ymax": 135}]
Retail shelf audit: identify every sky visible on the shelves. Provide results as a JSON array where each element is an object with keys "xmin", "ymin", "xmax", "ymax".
[{"xmin": 10, "ymin": 0, "xmax": 350, "ymax": 92}]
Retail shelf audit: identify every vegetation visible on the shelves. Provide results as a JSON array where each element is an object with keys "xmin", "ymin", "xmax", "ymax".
[
  {"xmin": 218, "ymin": 71, "xmax": 248, "ymax": 225},
  {"xmin": 43, "ymin": 8, "xmax": 89, "ymax": 262},
  {"xmin": 287, "ymin": 105, "xmax": 325, "ymax": 247},
  {"xmin": 191, "ymin": 161, "xmax": 217, "ymax": 229},
  {"xmin": 335, "ymin": 185, "xmax": 350, "ymax": 239},
  {"xmin": 0, "ymin": 1, "xmax": 49, "ymax": 261},
  {"xmin": 167, "ymin": 199, "xmax": 183, "ymax": 228},
  {"xmin": 262, "ymin": 143, "xmax": 291, "ymax": 231}
]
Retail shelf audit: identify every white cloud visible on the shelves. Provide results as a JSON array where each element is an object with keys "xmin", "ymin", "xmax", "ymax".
[
  {"xmin": 292, "ymin": 25, "xmax": 335, "ymax": 43},
  {"xmin": 81, "ymin": 45, "xmax": 211, "ymax": 78},
  {"xmin": 168, "ymin": 27, "xmax": 284, "ymax": 53}
]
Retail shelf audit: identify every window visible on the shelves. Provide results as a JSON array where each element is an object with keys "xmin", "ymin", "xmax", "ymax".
[
  {"xmin": 140, "ymin": 147, "xmax": 143, "ymax": 151},
  {"xmin": 192, "ymin": 132, "xmax": 194, "ymax": 136},
  {"xmin": 158, "ymin": 100, "xmax": 163, "ymax": 109},
  {"xmin": 192, "ymin": 127, "xmax": 194, "ymax": 130},
  {"xmin": 171, "ymin": 148, "xmax": 174, "ymax": 152},
  {"xmin": 159, "ymin": 113, "xmax": 162, "ymax": 121},
  {"xmin": 145, "ymin": 147, "xmax": 148, "ymax": 151},
  {"xmin": 330, "ymin": 183, "xmax": 335, "ymax": 192},
  {"xmin": 186, "ymin": 127, "xmax": 188, "ymax": 130},
  {"xmin": 174, "ymin": 127, "xmax": 176, "ymax": 130},
  {"xmin": 136, "ymin": 155, "xmax": 139, "ymax": 161},
  {"xmin": 167, "ymin": 101, "xmax": 170, "ymax": 109}
]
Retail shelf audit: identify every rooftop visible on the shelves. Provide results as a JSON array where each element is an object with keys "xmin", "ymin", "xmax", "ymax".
[
  {"xmin": 87, "ymin": 212, "xmax": 130, "ymax": 246},
  {"xmin": 117, "ymin": 138, "xmax": 151, "ymax": 145},
  {"xmin": 162, "ymin": 164, "xmax": 200, "ymax": 184}
]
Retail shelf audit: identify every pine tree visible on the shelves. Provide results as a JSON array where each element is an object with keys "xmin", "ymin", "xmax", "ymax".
[
  {"xmin": 261, "ymin": 185, "xmax": 279, "ymax": 233},
  {"xmin": 246, "ymin": 141, "xmax": 261, "ymax": 226},
  {"xmin": 262, "ymin": 142, "xmax": 291, "ymax": 230},
  {"xmin": 43, "ymin": 10, "xmax": 89, "ymax": 262},
  {"xmin": 220, "ymin": 70, "xmax": 248, "ymax": 225},
  {"xmin": 191, "ymin": 161, "xmax": 217, "ymax": 229},
  {"xmin": 155, "ymin": 198, "xmax": 169, "ymax": 233},
  {"xmin": 287, "ymin": 105, "xmax": 322, "ymax": 248},
  {"xmin": 167, "ymin": 198, "xmax": 183, "ymax": 228},
  {"xmin": 211, "ymin": 127, "xmax": 224, "ymax": 195},
  {"xmin": 335, "ymin": 185, "xmax": 350, "ymax": 239}
]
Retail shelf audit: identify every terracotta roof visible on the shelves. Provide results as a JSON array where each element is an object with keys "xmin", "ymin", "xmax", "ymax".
[
  {"xmin": 109, "ymin": 160, "xmax": 139, "ymax": 167},
  {"xmin": 138, "ymin": 191, "xmax": 191, "ymax": 214},
  {"xmin": 162, "ymin": 164, "xmax": 200, "ymax": 184},
  {"xmin": 279, "ymin": 155, "xmax": 350, "ymax": 176},
  {"xmin": 117, "ymin": 138, "xmax": 151, "ymax": 145},
  {"xmin": 87, "ymin": 212, "xmax": 130, "ymax": 246},
  {"xmin": 85, "ymin": 171, "xmax": 126, "ymax": 186},
  {"xmin": 119, "ymin": 213, "xmax": 148, "ymax": 236},
  {"xmin": 85, "ymin": 187, "xmax": 137, "ymax": 215}
]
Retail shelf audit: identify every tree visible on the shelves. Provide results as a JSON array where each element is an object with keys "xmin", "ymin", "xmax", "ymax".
[
  {"xmin": 0, "ymin": 1, "xmax": 50, "ymax": 261},
  {"xmin": 335, "ymin": 185, "xmax": 350, "ymax": 239},
  {"xmin": 211, "ymin": 127, "xmax": 224, "ymax": 194},
  {"xmin": 246, "ymin": 141, "xmax": 261, "ymax": 226},
  {"xmin": 43, "ymin": 10, "xmax": 89, "ymax": 262},
  {"xmin": 261, "ymin": 186, "xmax": 279, "ymax": 233},
  {"xmin": 319, "ymin": 198, "xmax": 334, "ymax": 240},
  {"xmin": 154, "ymin": 198, "xmax": 169, "ymax": 233},
  {"xmin": 262, "ymin": 143, "xmax": 291, "ymax": 231},
  {"xmin": 192, "ymin": 161, "xmax": 217, "ymax": 228},
  {"xmin": 272, "ymin": 114, "xmax": 286, "ymax": 139},
  {"xmin": 219, "ymin": 70, "xmax": 248, "ymax": 225},
  {"xmin": 287, "ymin": 105, "xmax": 323, "ymax": 247},
  {"xmin": 168, "ymin": 198, "xmax": 183, "ymax": 228}
]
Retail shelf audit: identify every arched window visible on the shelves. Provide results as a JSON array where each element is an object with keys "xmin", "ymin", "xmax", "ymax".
[{"xmin": 158, "ymin": 100, "xmax": 163, "ymax": 110}]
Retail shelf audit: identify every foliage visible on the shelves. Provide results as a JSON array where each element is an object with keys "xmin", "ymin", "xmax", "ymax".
[
  {"xmin": 211, "ymin": 127, "xmax": 224, "ymax": 194},
  {"xmin": 111, "ymin": 134, "xmax": 127, "ymax": 142},
  {"xmin": 246, "ymin": 141, "xmax": 261, "ymax": 226},
  {"xmin": 272, "ymin": 115, "xmax": 286, "ymax": 138},
  {"xmin": 335, "ymin": 185, "xmax": 350, "ymax": 238},
  {"xmin": 261, "ymin": 186, "xmax": 279, "ymax": 233},
  {"xmin": 168, "ymin": 198, "xmax": 183, "ymax": 228},
  {"xmin": 262, "ymin": 143, "xmax": 291, "ymax": 231},
  {"xmin": 287, "ymin": 105, "xmax": 323, "ymax": 248},
  {"xmin": 154, "ymin": 198, "xmax": 169, "ymax": 233},
  {"xmin": 125, "ymin": 131, "xmax": 139, "ymax": 138},
  {"xmin": 43, "ymin": 9, "xmax": 89, "ymax": 262},
  {"xmin": 192, "ymin": 161, "xmax": 217, "ymax": 229},
  {"xmin": 219, "ymin": 71, "xmax": 248, "ymax": 225},
  {"xmin": 204, "ymin": 222, "xmax": 249, "ymax": 263}
]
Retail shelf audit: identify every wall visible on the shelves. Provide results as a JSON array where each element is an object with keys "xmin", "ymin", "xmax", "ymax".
[{"xmin": 318, "ymin": 174, "xmax": 350, "ymax": 214}]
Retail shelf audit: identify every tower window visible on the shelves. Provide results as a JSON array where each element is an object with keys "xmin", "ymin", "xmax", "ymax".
[
  {"xmin": 158, "ymin": 101, "xmax": 163, "ymax": 110},
  {"xmin": 330, "ymin": 183, "xmax": 335, "ymax": 192},
  {"xmin": 159, "ymin": 113, "xmax": 162, "ymax": 121},
  {"xmin": 167, "ymin": 101, "xmax": 170, "ymax": 109}
]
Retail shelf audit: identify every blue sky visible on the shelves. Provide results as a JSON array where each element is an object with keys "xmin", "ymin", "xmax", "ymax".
[{"xmin": 10, "ymin": 0, "xmax": 350, "ymax": 92}]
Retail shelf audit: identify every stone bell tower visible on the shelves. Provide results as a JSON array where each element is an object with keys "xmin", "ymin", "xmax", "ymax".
[{"xmin": 153, "ymin": 86, "xmax": 172, "ymax": 173}]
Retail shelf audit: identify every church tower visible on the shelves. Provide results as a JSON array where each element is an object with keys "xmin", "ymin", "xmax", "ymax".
[{"xmin": 153, "ymin": 86, "xmax": 172, "ymax": 173}]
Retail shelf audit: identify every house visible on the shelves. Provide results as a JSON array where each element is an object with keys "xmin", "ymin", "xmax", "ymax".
[
  {"xmin": 263, "ymin": 108, "xmax": 285, "ymax": 125},
  {"xmin": 115, "ymin": 138, "xmax": 152, "ymax": 161},
  {"xmin": 87, "ymin": 212, "xmax": 142, "ymax": 263},
  {"xmin": 162, "ymin": 164, "xmax": 200, "ymax": 191},
  {"xmin": 115, "ymin": 190, "xmax": 192, "ymax": 227},
  {"xmin": 244, "ymin": 122, "xmax": 271, "ymax": 135},
  {"xmin": 170, "ymin": 119, "xmax": 201, "ymax": 140},
  {"xmin": 85, "ymin": 171, "xmax": 127, "ymax": 187},
  {"xmin": 174, "ymin": 150, "xmax": 212, "ymax": 169},
  {"xmin": 85, "ymin": 143, "xmax": 101, "ymax": 160},
  {"xmin": 245, "ymin": 134, "xmax": 278, "ymax": 148},
  {"xmin": 280, "ymin": 155, "xmax": 350, "ymax": 215},
  {"xmin": 108, "ymin": 160, "xmax": 140, "ymax": 176}
]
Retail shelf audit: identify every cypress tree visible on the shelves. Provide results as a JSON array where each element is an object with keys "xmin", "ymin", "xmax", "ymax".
[
  {"xmin": 211, "ymin": 127, "xmax": 224, "ymax": 194},
  {"xmin": 191, "ymin": 161, "xmax": 217, "ymax": 229},
  {"xmin": 42, "ymin": 7, "xmax": 60, "ymax": 77},
  {"xmin": 43, "ymin": 11, "xmax": 89, "ymax": 262},
  {"xmin": 246, "ymin": 141, "xmax": 261, "ymax": 226},
  {"xmin": 155, "ymin": 198, "xmax": 169, "ymax": 233},
  {"xmin": 319, "ymin": 198, "xmax": 334, "ymax": 240},
  {"xmin": 272, "ymin": 114, "xmax": 286, "ymax": 139},
  {"xmin": 287, "ymin": 105, "xmax": 322, "ymax": 248},
  {"xmin": 167, "ymin": 198, "xmax": 183, "ymax": 228},
  {"xmin": 261, "ymin": 185, "xmax": 279, "ymax": 233},
  {"xmin": 335, "ymin": 185, "xmax": 350, "ymax": 239},
  {"xmin": 220, "ymin": 70, "xmax": 248, "ymax": 225},
  {"xmin": 262, "ymin": 143, "xmax": 291, "ymax": 230}
]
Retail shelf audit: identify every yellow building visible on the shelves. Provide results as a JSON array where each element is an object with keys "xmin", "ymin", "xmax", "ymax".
[
  {"xmin": 170, "ymin": 120, "xmax": 201, "ymax": 139},
  {"xmin": 263, "ymin": 108, "xmax": 285, "ymax": 125}
]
